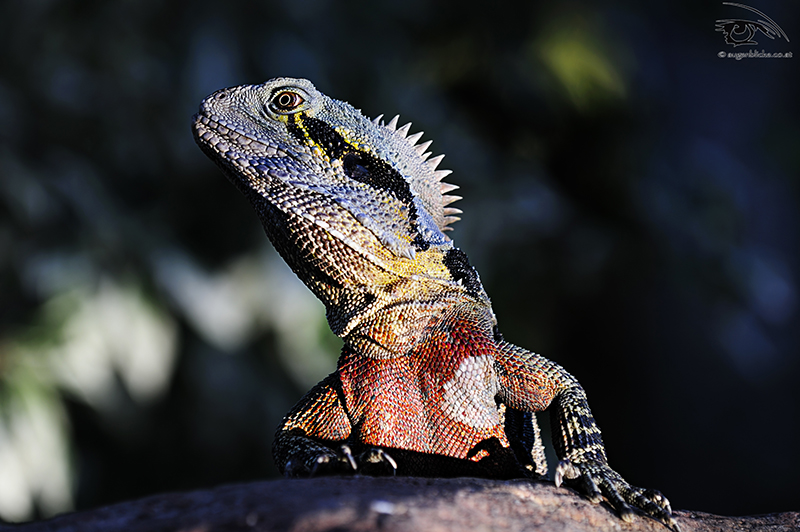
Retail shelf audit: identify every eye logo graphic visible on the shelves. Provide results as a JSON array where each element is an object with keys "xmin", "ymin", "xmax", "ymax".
[{"xmin": 716, "ymin": 2, "xmax": 789, "ymax": 46}]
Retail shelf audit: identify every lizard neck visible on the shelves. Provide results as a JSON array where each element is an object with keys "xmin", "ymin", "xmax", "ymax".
[{"xmin": 253, "ymin": 192, "xmax": 489, "ymax": 342}]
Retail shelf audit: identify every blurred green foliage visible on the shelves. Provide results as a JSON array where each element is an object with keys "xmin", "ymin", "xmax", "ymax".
[{"xmin": 0, "ymin": 0, "xmax": 798, "ymax": 522}]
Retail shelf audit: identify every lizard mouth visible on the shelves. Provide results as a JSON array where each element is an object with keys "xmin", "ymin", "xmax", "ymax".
[{"xmin": 193, "ymin": 112, "xmax": 287, "ymax": 165}]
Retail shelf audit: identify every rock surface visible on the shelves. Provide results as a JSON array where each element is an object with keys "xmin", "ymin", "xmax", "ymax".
[{"xmin": 3, "ymin": 477, "xmax": 798, "ymax": 532}]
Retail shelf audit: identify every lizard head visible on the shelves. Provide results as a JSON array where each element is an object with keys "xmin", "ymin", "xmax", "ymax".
[
  {"xmin": 192, "ymin": 77, "xmax": 462, "ymax": 263},
  {"xmin": 193, "ymin": 78, "xmax": 491, "ymax": 338}
]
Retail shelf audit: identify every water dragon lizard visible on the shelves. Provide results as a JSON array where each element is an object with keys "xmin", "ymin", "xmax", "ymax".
[{"xmin": 192, "ymin": 77, "xmax": 678, "ymax": 530}]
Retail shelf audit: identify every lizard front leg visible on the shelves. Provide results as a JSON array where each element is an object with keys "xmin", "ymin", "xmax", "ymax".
[
  {"xmin": 494, "ymin": 341, "xmax": 679, "ymax": 531},
  {"xmin": 273, "ymin": 373, "xmax": 398, "ymax": 477},
  {"xmin": 273, "ymin": 373, "xmax": 357, "ymax": 476}
]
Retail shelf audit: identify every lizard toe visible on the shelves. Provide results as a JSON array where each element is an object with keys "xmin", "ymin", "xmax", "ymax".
[{"xmin": 359, "ymin": 447, "xmax": 398, "ymax": 476}]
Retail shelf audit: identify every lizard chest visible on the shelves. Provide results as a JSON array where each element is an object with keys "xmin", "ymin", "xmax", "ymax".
[{"xmin": 338, "ymin": 327, "xmax": 510, "ymax": 459}]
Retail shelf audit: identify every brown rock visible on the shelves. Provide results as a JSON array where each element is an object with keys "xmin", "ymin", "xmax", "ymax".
[{"xmin": 3, "ymin": 477, "xmax": 798, "ymax": 532}]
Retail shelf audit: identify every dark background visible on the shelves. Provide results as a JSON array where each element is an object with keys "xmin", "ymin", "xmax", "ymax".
[{"xmin": 1, "ymin": 0, "xmax": 798, "ymax": 523}]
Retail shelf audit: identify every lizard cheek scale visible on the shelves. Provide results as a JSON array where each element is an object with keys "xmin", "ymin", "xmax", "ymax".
[{"xmin": 192, "ymin": 77, "xmax": 680, "ymax": 532}]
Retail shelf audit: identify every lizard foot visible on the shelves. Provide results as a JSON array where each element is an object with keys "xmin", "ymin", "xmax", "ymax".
[
  {"xmin": 555, "ymin": 459, "xmax": 680, "ymax": 532},
  {"xmin": 284, "ymin": 444, "xmax": 399, "ymax": 477},
  {"xmin": 285, "ymin": 444, "xmax": 358, "ymax": 477}
]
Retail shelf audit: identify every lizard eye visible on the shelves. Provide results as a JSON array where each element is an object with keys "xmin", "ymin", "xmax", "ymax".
[{"xmin": 271, "ymin": 90, "xmax": 304, "ymax": 112}]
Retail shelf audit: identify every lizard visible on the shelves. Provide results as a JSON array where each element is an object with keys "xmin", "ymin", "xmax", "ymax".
[{"xmin": 192, "ymin": 77, "xmax": 679, "ymax": 530}]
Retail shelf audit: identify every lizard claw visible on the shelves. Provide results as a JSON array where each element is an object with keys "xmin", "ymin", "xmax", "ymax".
[
  {"xmin": 340, "ymin": 444, "xmax": 358, "ymax": 471},
  {"xmin": 555, "ymin": 459, "xmax": 680, "ymax": 531}
]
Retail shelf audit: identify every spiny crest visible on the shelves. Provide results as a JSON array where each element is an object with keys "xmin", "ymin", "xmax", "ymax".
[{"xmin": 372, "ymin": 113, "xmax": 462, "ymax": 232}]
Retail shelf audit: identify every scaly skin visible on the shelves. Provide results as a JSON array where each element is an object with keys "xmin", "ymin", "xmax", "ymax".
[{"xmin": 192, "ymin": 77, "xmax": 679, "ymax": 530}]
